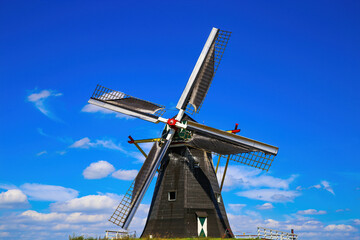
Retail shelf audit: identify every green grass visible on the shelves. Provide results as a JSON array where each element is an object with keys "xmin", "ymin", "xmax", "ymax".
[{"xmin": 69, "ymin": 236, "xmax": 257, "ymax": 240}]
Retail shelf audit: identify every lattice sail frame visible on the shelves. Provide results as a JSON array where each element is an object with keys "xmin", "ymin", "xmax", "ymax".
[
  {"xmin": 176, "ymin": 142, "xmax": 275, "ymax": 171},
  {"xmin": 186, "ymin": 30, "xmax": 232, "ymax": 115},
  {"xmin": 109, "ymin": 181, "xmax": 134, "ymax": 226},
  {"xmin": 108, "ymin": 137, "xmax": 275, "ymax": 227},
  {"xmin": 91, "ymin": 84, "xmax": 166, "ymax": 117},
  {"xmin": 214, "ymin": 151, "xmax": 275, "ymax": 171}
]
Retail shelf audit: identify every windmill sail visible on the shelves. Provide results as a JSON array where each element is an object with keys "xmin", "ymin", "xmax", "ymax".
[
  {"xmin": 89, "ymin": 85, "xmax": 166, "ymax": 123},
  {"xmin": 87, "ymin": 27, "xmax": 280, "ymax": 235},
  {"xmin": 109, "ymin": 130, "xmax": 176, "ymax": 229},
  {"xmin": 186, "ymin": 120, "xmax": 278, "ymax": 155},
  {"xmin": 177, "ymin": 28, "xmax": 231, "ymax": 114},
  {"xmin": 175, "ymin": 116, "xmax": 277, "ymax": 171}
]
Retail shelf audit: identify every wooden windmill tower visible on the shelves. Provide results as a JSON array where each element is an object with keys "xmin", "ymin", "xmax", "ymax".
[{"xmin": 87, "ymin": 27, "xmax": 278, "ymax": 238}]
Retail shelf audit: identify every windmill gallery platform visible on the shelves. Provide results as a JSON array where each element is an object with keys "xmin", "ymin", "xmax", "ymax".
[{"xmin": 86, "ymin": 27, "xmax": 279, "ymax": 238}]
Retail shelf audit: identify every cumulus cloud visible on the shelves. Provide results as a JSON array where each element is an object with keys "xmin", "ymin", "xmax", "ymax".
[
  {"xmin": 20, "ymin": 183, "xmax": 78, "ymax": 202},
  {"xmin": 21, "ymin": 210, "xmax": 108, "ymax": 224},
  {"xmin": 50, "ymin": 194, "xmax": 120, "ymax": 213},
  {"xmin": 216, "ymin": 165, "xmax": 297, "ymax": 191},
  {"xmin": 0, "ymin": 189, "xmax": 29, "ymax": 209},
  {"xmin": 228, "ymin": 212, "xmax": 358, "ymax": 240},
  {"xmin": 324, "ymin": 224, "xmax": 357, "ymax": 232},
  {"xmin": 0, "ymin": 196, "xmax": 150, "ymax": 240},
  {"xmin": 82, "ymin": 161, "xmax": 115, "ymax": 179},
  {"xmin": 256, "ymin": 203, "xmax": 274, "ymax": 210},
  {"xmin": 112, "ymin": 169, "xmax": 138, "ymax": 180},
  {"xmin": 70, "ymin": 137, "xmax": 125, "ymax": 152},
  {"xmin": 27, "ymin": 89, "xmax": 62, "ymax": 121},
  {"xmin": 297, "ymin": 209, "xmax": 327, "ymax": 215},
  {"xmin": 21, "ymin": 210, "xmax": 65, "ymax": 222},
  {"xmin": 81, "ymin": 104, "xmax": 134, "ymax": 120},
  {"xmin": 237, "ymin": 189, "xmax": 300, "ymax": 203}
]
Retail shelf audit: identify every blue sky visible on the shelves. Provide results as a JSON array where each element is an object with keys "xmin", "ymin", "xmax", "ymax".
[{"xmin": 0, "ymin": 0, "xmax": 359, "ymax": 239}]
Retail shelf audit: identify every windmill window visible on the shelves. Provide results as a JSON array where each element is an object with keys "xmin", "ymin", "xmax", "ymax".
[
  {"xmin": 215, "ymin": 193, "xmax": 221, "ymax": 203},
  {"xmin": 194, "ymin": 161, "xmax": 200, "ymax": 168},
  {"xmin": 168, "ymin": 191, "xmax": 176, "ymax": 201}
]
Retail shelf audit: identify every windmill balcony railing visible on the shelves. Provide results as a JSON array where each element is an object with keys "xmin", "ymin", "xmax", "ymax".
[{"xmin": 257, "ymin": 227, "xmax": 298, "ymax": 240}]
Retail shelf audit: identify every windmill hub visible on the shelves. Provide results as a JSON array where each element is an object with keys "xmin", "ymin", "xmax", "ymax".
[
  {"xmin": 167, "ymin": 118, "xmax": 178, "ymax": 128},
  {"xmin": 86, "ymin": 27, "xmax": 279, "ymax": 238}
]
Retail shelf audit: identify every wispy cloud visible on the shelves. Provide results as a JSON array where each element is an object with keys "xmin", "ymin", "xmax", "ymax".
[
  {"xmin": 27, "ymin": 89, "xmax": 62, "ymax": 121},
  {"xmin": 336, "ymin": 208, "xmax": 350, "ymax": 212},
  {"xmin": 228, "ymin": 203, "xmax": 246, "ymax": 213},
  {"xmin": 310, "ymin": 180, "xmax": 335, "ymax": 195},
  {"xmin": 237, "ymin": 188, "xmax": 300, "ymax": 203},
  {"xmin": 37, "ymin": 128, "xmax": 72, "ymax": 144},
  {"xmin": 320, "ymin": 180, "xmax": 335, "ymax": 195},
  {"xmin": 297, "ymin": 209, "xmax": 327, "ymax": 215},
  {"xmin": 69, "ymin": 137, "xmax": 149, "ymax": 163},
  {"xmin": 69, "ymin": 137, "xmax": 125, "ymax": 152},
  {"xmin": 81, "ymin": 104, "xmax": 134, "ymax": 120},
  {"xmin": 36, "ymin": 150, "xmax": 47, "ymax": 156}
]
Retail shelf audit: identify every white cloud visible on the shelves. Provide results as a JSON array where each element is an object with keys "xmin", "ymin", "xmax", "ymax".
[
  {"xmin": 65, "ymin": 212, "xmax": 108, "ymax": 223},
  {"xmin": 0, "ymin": 194, "xmax": 149, "ymax": 240},
  {"xmin": 228, "ymin": 212, "xmax": 358, "ymax": 240},
  {"xmin": 297, "ymin": 209, "xmax": 327, "ymax": 215},
  {"xmin": 228, "ymin": 203, "xmax": 246, "ymax": 213},
  {"xmin": 20, "ymin": 183, "xmax": 78, "ymax": 202},
  {"xmin": 353, "ymin": 219, "xmax": 360, "ymax": 225},
  {"xmin": 70, "ymin": 137, "xmax": 91, "ymax": 148},
  {"xmin": 81, "ymin": 104, "xmax": 134, "ymax": 120},
  {"xmin": 112, "ymin": 169, "xmax": 138, "ymax": 180},
  {"xmin": 36, "ymin": 150, "xmax": 47, "ymax": 156},
  {"xmin": 21, "ymin": 210, "xmax": 109, "ymax": 224},
  {"xmin": 70, "ymin": 137, "xmax": 125, "ymax": 152},
  {"xmin": 321, "ymin": 180, "xmax": 335, "ymax": 195},
  {"xmin": 217, "ymin": 165, "xmax": 297, "ymax": 191},
  {"xmin": 256, "ymin": 203, "xmax": 274, "ymax": 210},
  {"xmin": 130, "ymin": 142, "xmax": 154, "ymax": 163},
  {"xmin": 27, "ymin": 89, "xmax": 62, "ymax": 121},
  {"xmin": 50, "ymin": 194, "xmax": 120, "ymax": 213},
  {"xmin": 82, "ymin": 161, "xmax": 115, "ymax": 179},
  {"xmin": 0, "ymin": 189, "xmax": 29, "ymax": 209},
  {"xmin": 309, "ymin": 180, "xmax": 335, "ymax": 195},
  {"xmin": 311, "ymin": 184, "xmax": 322, "ymax": 189},
  {"xmin": 237, "ymin": 189, "xmax": 300, "ymax": 203},
  {"xmin": 21, "ymin": 210, "xmax": 65, "ymax": 222},
  {"xmin": 0, "ymin": 232, "xmax": 10, "ymax": 237},
  {"xmin": 324, "ymin": 224, "xmax": 357, "ymax": 232},
  {"xmin": 336, "ymin": 208, "xmax": 350, "ymax": 212}
]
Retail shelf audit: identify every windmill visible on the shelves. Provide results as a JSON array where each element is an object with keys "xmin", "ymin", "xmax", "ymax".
[{"xmin": 87, "ymin": 27, "xmax": 279, "ymax": 238}]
